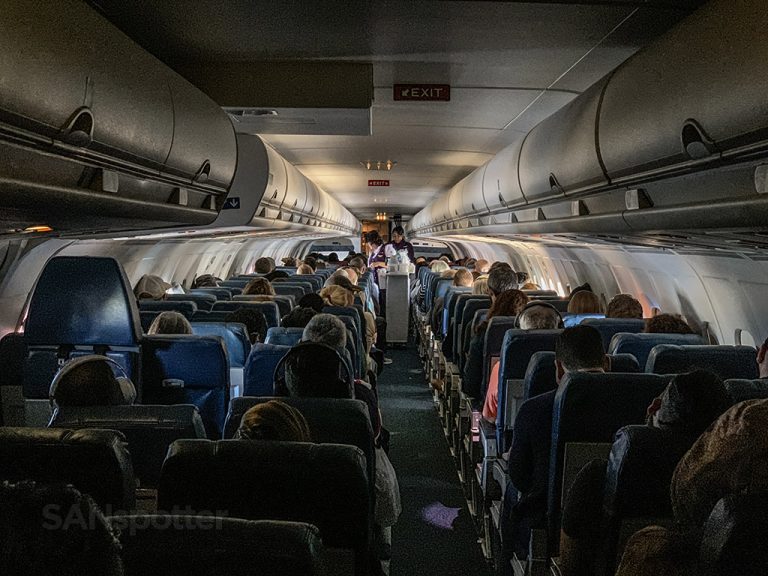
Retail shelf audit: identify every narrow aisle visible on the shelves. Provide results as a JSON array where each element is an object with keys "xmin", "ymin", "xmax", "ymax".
[{"xmin": 377, "ymin": 346, "xmax": 490, "ymax": 576}]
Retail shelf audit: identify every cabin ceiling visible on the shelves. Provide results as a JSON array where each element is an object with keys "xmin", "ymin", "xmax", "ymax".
[{"xmin": 90, "ymin": 0, "xmax": 703, "ymax": 221}]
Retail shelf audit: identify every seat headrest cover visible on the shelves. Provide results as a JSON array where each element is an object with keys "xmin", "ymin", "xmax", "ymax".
[
  {"xmin": 724, "ymin": 379, "xmax": 768, "ymax": 404},
  {"xmin": 49, "ymin": 355, "xmax": 136, "ymax": 407},
  {"xmin": 646, "ymin": 345, "xmax": 759, "ymax": 380},
  {"xmin": 26, "ymin": 256, "xmax": 141, "ymax": 345}
]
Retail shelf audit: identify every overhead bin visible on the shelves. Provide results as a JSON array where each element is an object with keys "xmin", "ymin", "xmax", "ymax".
[
  {"xmin": 460, "ymin": 167, "xmax": 488, "ymax": 218},
  {"xmin": 482, "ymin": 139, "xmax": 526, "ymax": 213},
  {"xmin": 282, "ymin": 160, "xmax": 308, "ymax": 223},
  {"xmin": 599, "ymin": 0, "xmax": 768, "ymax": 182},
  {"xmin": 519, "ymin": 77, "xmax": 609, "ymax": 202}
]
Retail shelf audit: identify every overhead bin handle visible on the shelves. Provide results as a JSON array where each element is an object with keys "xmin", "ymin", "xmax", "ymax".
[
  {"xmin": 193, "ymin": 159, "xmax": 211, "ymax": 183},
  {"xmin": 59, "ymin": 107, "xmax": 94, "ymax": 147},
  {"xmin": 549, "ymin": 173, "xmax": 564, "ymax": 195},
  {"xmin": 681, "ymin": 119, "xmax": 717, "ymax": 160}
]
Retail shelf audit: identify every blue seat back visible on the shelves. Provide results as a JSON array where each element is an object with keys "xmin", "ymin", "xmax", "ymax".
[
  {"xmin": 190, "ymin": 287, "xmax": 233, "ymax": 300},
  {"xmin": 274, "ymin": 266, "xmax": 296, "ymax": 275},
  {"xmin": 521, "ymin": 290, "xmax": 558, "ymax": 298},
  {"xmin": 243, "ymin": 343, "xmax": 290, "ymax": 397},
  {"xmin": 140, "ymin": 310, "xmax": 160, "ymax": 332},
  {"xmin": 233, "ymin": 295, "xmax": 292, "ymax": 318},
  {"xmin": 141, "ymin": 335, "xmax": 230, "ymax": 439},
  {"xmin": 601, "ymin": 425, "xmax": 698, "ymax": 575},
  {"xmin": 443, "ymin": 287, "xmax": 472, "ymax": 336},
  {"xmin": 273, "ymin": 284, "xmax": 306, "ymax": 300},
  {"xmin": 265, "ymin": 327, "xmax": 304, "ymax": 347},
  {"xmin": 548, "ymin": 373, "xmax": 670, "ymax": 546},
  {"xmin": 322, "ymin": 306, "xmax": 363, "ymax": 375},
  {"xmin": 166, "ymin": 292, "xmax": 216, "ymax": 311},
  {"xmin": 497, "ymin": 329, "xmax": 562, "ymax": 450},
  {"xmin": 23, "ymin": 256, "xmax": 141, "ymax": 399},
  {"xmin": 581, "ymin": 318, "xmax": 645, "ymax": 350},
  {"xmin": 273, "ymin": 281, "xmax": 313, "ymax": 295},
  {"xmin": 427, "ymin": 277, "xmax": 452, "ymax": 312},
  {"xmin": 219, "ymin": 279, "xmax": 249, "ymax": 289},
  {"xmin": 563, "ymin": 313, "xmax": 605, "ymax": 328},
  {"xmin": 138, "ymin": 300, "xmax": 198, "ymax": 319},
  {"xmin": 608, "ymin": 353, "xmax": 640, "ymax": 373},
  {"xmin": 724, "ymin": 379, "xmax": 768, "ymax": 404},
  {"xmin": 278, "ymin": 275, "xmax": 322, "ymax": 292},
  {"xmin": 454, "ymin": 295, "xmax": 491, "ymax": 365},
  {"xmin": 190, "ymin": 322, "xmax": 251, "ymax": 369},
  {"xmin": 482, "ymin": 316, "xmax": 517, "ymax": 397},
  {"xmin": 211, "ymin": 301, "xmax": 280, "ymax": 328},
  {"xmin": 646, "ymin": 344, "xmax": 759, "ymax": 380},
  {"xmin": 608, "ymin": 332, "xmax": 704, "ymax": 370}
]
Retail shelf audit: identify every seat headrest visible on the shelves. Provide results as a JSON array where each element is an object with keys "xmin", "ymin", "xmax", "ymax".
[
  {"xmin": 607, "ymin": 332, "xmax": 704, "ymax": 369},
  {"xmin": 25, "ymin": 256, "xmax": 141, "ymax": 346},
  {"xmin": 724, "ymin": 379, "xmax": 768, "ymax": 404},
  {"xmin": 646, "ymin": 345, "xmax": 759, "ymax": 380},
  {"xmin": 264, "ymin": 327, "xmax": 304, "ymax": 347}
]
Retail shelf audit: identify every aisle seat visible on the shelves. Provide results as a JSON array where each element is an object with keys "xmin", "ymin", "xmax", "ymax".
[
  {"xmin": 646, "ymin": 344, "xmax": 759, "ymax": 380},
  {"xmin": 243, "ymin": 343, "xmax": 290, "ymax": 397},
  {"xmin": 273, "ymin": 284, "xmax": 306, "ymax": 300},
  {"xmin": 608, "ymin": 333, "xmax": 704, "ymax": 371},
  {"xmin": 265, "ymin": 327, "xmax": 304, "ymax": 347},
  {"xmin": 443, "ymin": 287, "xmax": 472, "ymax": 337},
  {"xmin": 212, "ymin": 301, "xmax": 280, "ymax": 328}
]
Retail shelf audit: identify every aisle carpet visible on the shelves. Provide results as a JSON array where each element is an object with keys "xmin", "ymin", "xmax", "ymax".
[{"xmin": 377, "ymin": 345, "xmax": 491, "ymax": 576}]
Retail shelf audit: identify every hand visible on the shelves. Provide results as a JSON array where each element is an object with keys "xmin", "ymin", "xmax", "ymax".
[{"xmin": 758, "ymin": 340, "xmax": 768, "ymax": 379}]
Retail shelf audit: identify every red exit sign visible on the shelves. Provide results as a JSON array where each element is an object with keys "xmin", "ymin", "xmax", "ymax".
[
  {"xmin": 393, "ymin": 84, "xmax": 450, "ymax": 102},
  {"xmin": 368, "ymin": 179, "xmax": 390, "ymax": 187}
]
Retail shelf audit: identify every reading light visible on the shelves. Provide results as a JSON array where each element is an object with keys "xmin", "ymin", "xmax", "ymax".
[
  {"xmin": 24, "ymin": 225, "xmax": 53, "ymax": 233},
  {"xmin": 360, "ymin": 160, "xmax": 397, "ymax": 171}
]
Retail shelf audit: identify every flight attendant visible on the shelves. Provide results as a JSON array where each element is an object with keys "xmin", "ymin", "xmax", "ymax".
[
  {"xmin": 385, "ymin": 225, "xmax": 415, "ymax": 263},
  {"xmin": 366, "ymin": 230, "xmax": 387, "ymax": 273}
]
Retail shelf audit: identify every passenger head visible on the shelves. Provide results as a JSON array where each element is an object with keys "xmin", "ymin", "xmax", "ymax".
[
  {"xmin": 343, "ymin": 267, "xmax": 359, "ymax": 285},
  {"xmin": 516, "ymin": 271, "xmax": 530, "ymax": 285},
  {"xmin": 472, "ymin": 275, "xmax": 490, "ymax": 295},
  {"xmin": 487, "ymin": 265, "xmax": 518, "ymax": 299},
  {"xmin": 327, "ymin": 252, "xmax": 339, "ymax": 264},
  {"xmin": 478, "ymin": 289, "xmax": 529, "ymax": 334},
  {"xmin": 302, "ymin": 257, "xmax": 317, "ymax": 272},
  {"xmin": 281, "ymin": 306, "xmax": 318, "ymax": 329},
  {"xmin": 567, "ymin": 290, "xmax": 602, "ymax": 314},
  {"xmin": 391, "ymin": 225, "xmax": 406, "ymax": 244},
  {"xmin": 645, "ymin": 370, "xmax": 731, "ymax": 436},
  {"xmin": 320, "ymin": 285, "xmax": 355, "ymax": 308},
  {"xmin": 554, "ymin": 325, "xmax": 607, "ymax": 384},
  {"xmin": 568, "ymin": 283, "xmax": 593, "ymax": 298},
  {"xmin": 521, "ymin": 282, "xmax": 541, "ymax": 290},
  {"xmin": 296, "ymin": 263, "xmax": 314, "ymax": 275},
  {"xmin": 453, "ymin": 268, "xmax": 473, "ymax": 288},
  {"xmin": 349, "ymin": 257, "xmax": 367, "ymax": 275},
  {"xmin": 281, "ymin": 256, "xmax": 298, "ymax": 267},
  {"xmin": 242, "ymin": 277, "xmax": 275, "ymax": 296},
  {"xmin": 284, "ymin": 342, "xmax": 353, "ymax": 399},
  {"xmin": 474, "ymin": 259, "xmax": 490, "ymax": 274},
  {"xmin": 606, "ymin": 294, "xmax": 643, "ymax": 319},
  {"xmin": 302, "ymin": 313, "xmax": 347, "ymax": 349},
  {"xmin": 518, "ymin": 302, "xmax": 562, "ymax": 330},
  {"xmin": 0, "ymin": 482, "xmax": 123, "ymax": 576},
  {"xmin": 440, "ymin": 269, "xmax": 457, "ymax": 279},
  {"xmin": 133, "ymin": 274, "xmax": 170, "ymax": 300},
  {"xmin": 147, "ymin": 311, "xmax": 192, "ymax": 335},
  {"xmin": 190, "ymin": 274, "xmax": 221, "ymax": 289},
  {"xmin": 489, "ymin": 261, "xmax": 512, "ymax": 273},
  {"xmin": 429, "ymin": 260, "xmax": 450, "ymax": 274},
  {"xmin": 254, "ymin": 257, "xmax": 274, "ymax": 274},
  {"xmin": 50, "ymin": 355, "xmax": 136, "ymax": 407},
  {"xmin": 224, "ymin": 308, "xmax": 268, "ymax": 344},
  {"xmin": 298, "ymin": 293, "xmax": 325, "ymax": 313},
  {"xmin": 236, "ymin": 400, "xmax": 312, "ymax": 442},
  {"xmin": 644, "ymin": 313, "xmax": 694, "ymax": 334}
]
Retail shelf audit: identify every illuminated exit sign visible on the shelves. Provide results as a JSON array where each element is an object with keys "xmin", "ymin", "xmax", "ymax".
[
  {"xmin": 368, "ymin": 179, "xmax": 390, "ymax": 186},
  {"xmin": 393, "ymin": 84, "xmax": 450, "ymax": 102}
]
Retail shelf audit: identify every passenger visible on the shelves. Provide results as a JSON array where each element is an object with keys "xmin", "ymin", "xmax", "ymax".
[
  {"xmin": 487, "ymin": 264, "xmax": 518, "ymax": 300},
  {"xmin": 224, "ymin": 308, "xmax": 268, "ymax": 344},
  {"xmin": 315, "ymin": 259, "xmax": 327, "ymax": 270},
  {"xmin": 568, "ymin": 282, "xmax": 593, "ymax": 298},
  {"xmin": 321, "ymin": 284, "xmax": 376, "ymax": 367},
  {"xmin": 644, "ymin": 313, "xmax": 694, "ymax": 334},
  {"xmin": 521, "ymin": 282, "xmax": 542, "ymax": 290},
  {"xmin": 0, "ymin": 481, "xmax": 124, "ymax": 576},
  {"xmin": 190, "ymin": 273, "xmax": 221, "ymax": 288},
  {"xmin": 429, "ymin": 259, "xmax": 450, "ymax": 274},
  {"xmin": 384, "ymin": 225, "xmax": 415, "ymax": 263},
  {"xmin": 559, "ymin": 370, "xmax": 731, "ymax": 576},
  {"xmin": 472, "ymin": 275, "xmax": 490, "ymax": 295},
  {"xmin": 253, "ymin": 257, "xmax": 273, "ymax": 275},
  {"xmin": 147, "ymin": 310, "xmax": 192, "ymax": 335},
  {"xmin": 504, "ymin": 326, "xmax": 606, "ymax": 560},
  {"xmin": 298, "ymin": 292, "xmax": 325, "ymax": 313},
  {"xmin": 430, "ymin": 268, "xmax": 473, "ymax": 339},
  {"xmin": 242, "ymin": 277, "xmax": 275, "ymax": 297},
  {"xmin": 516, "ymin": 271, "xmax": 530, "ymax": 286},
  {"xmin": 366, "ymin": 231, "xmax": 387, "ymax": 272},
  {"xmin": 264, "ymin": 268, "xmax": 290, "ymax": 281},
  {"xmin": 302, "ymin": 256, "xmax": 317, "ymax": 272},
  {"xmin": 236, "ymin": 400, "xmax": 312, "ymax": 442},
  {"xmin": 343, "ymin": 267, "xmax": 359, "ymax": 285},
  {"xmin": 489, "ymin": 261, "xmax": 512, "ymax": 273},
  {"xmin": 615, "ymin": 398, "xmax": 768, "ymax": 576},
  {"xmin": 281, "ymin": 306, "xmax": 318, "ymax": 329},
  {"xmin": 49, "ymin": 355, "xmax": 137, "ymax": 407},
  {"xmin": 133, "ymin": 274, "xmax": 170, "ymax": 300},
  {"xmin": 518, "ymin": 302, "xmax": 562, "ymax": 330},
  {"xmin": 757, "ymin": 336, "xmax": 768, "ymax": 378},
  {"xmin": 296, "ymin": 263, "xmax": 314, "ymax": 275},
  {"xmin": 327, "ymin": 252, "xmax": 340, "ymax": 264},
  {"xmin": 567, "ymin": 290, "xmax": 602, "ymax": 314},
  {"xmin": 281, "ymin": 256, "xmax": 298, "ymax": 267},
  {"xmin": 474, "ymin": 259, "xmax": 490, "ymax": 274},
  {"xmin": 606, "ymin": 293, "xmax": 643, "ymax": 319},
  {"xmin": 480, "ymin": 290, "xmax": 531, "ymax": 419}
]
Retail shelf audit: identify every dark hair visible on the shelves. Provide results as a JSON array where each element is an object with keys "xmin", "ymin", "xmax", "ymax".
[
  {"xmin": 477, "ymin": 289, "xmax": 529, "ymax": 334},
  {"xmin": 567, "ymin": 291, "xmax": 602, "ymax": 314},
  {"xmin": 515, "ymin": 271, "xmax": 530, "ymax": 285},
  {"xmin": 568, "ymin": 283, "xmax": 593, "ymax": 298},
  {"xmin": 655, "ymin": 370, "xmax": 731, "ymax": 436},
  {"xmin": 392, "ymin": 225, "xmax": 405, "ymax": 236},
  {"xmin": 242, "ymin": 277, "xmax": 275, "ymax": 296},
  {"xmin": 298, "ymin": 293, "xmax": 325, "ymax": 313},
  {"xmin": 237, "ymin": 400, "xmax": 312, "ymax": 442},
  {"xmin": 606, "ymin": 294, "xmax": 643, "ymax": 319},
  {"xmin": 555, "ymin": 325, "xmax": 605, "ymax": 372},
  {"xmin": 225, "ymin": 308, "xmax": 268, "ymax": 344},
  {"xmin": 191, "ymin": 274, "xmax": 221, "ymax": 289},
  {"xmin": 303, "ymin": 256, "xmax": 317, "ymax": 271},
  {"xmin": 51, "ymin": 358, "xmax": 131, "ymax": 407},
  {"xmin": 487, "ymin": 266, "xmax": 518, "ymax": 296},
  {"xmin": 0, "ymin": 482, "xmax": 123, "ymax": 576},
  {"xmin": 644, "ymin": 314, "xmax": 694, "ymax": 334},
  {"xmin": 327, "ymin": 252, "xmax": 339, "ymax": 263},
  {"xmin": 284, "ymin": 344, "xmax": 353, "ymax": 399},
  {"xmin": 254, "ymin": 257, "xmax": 274, "ymax": 274},
  {"xmin": 365, "ymin": 231, "xmax": 382, "ymax": 246},
  {"xmin": 147, "ymin": 311, "xmax": 192, "ymax": 335},
  {"xmin": 281, "ymin": 307, "xmax": 318, "ymax": 328}
]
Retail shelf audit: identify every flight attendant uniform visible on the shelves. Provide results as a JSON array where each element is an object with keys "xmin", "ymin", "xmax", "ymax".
[
  {"xmin": 368, "ymin": 242, "xmax": 388, "ymax": 316},
  {"xmin": 384, "ymin": 239, "xmax": 415, "ymax": 263}
]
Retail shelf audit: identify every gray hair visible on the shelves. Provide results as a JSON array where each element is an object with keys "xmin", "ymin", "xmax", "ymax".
[
  {"xmin": 518, "ymin": 304, "xmax": 561, "ymax": 330},
  {"xmin": 488, "ymin": 266, "xmax": 518, "ymax": 296},
  {"xmin": 302, "ymin": 313, "xmax": 347, "ymax": 349}
]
